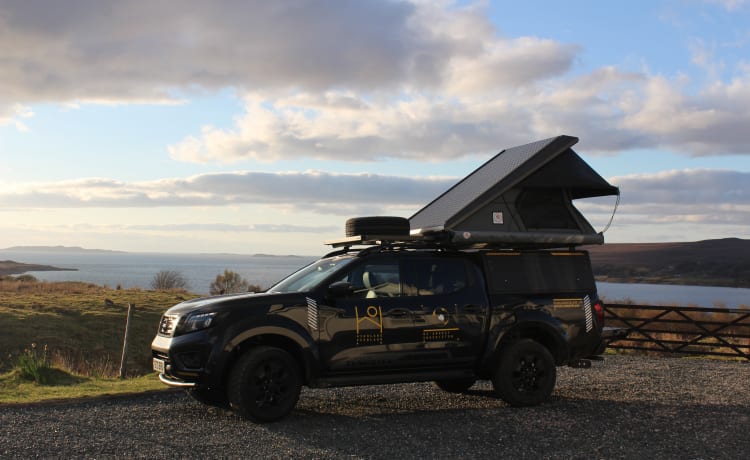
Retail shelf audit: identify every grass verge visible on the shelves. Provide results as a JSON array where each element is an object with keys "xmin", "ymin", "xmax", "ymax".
[
  {"xmin": 0, "ymin": 279, "xmax": 200, "ymax": 404},
  {"xmin": 0, "ymin": 280, "xmax": 200, "ymax": 376},
  {"xmin": 0, "ymin": 370, "xmax": 168, "ymax": 405}
]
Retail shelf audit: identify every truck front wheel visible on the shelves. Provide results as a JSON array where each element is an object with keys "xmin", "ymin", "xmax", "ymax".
[
  {"xmin": 228, "ymin": 346, "xmax": 301, "ymax": 422},
  {"xmin": 492, "ymin": 339, "xmax": 556, "ymax": 406}
]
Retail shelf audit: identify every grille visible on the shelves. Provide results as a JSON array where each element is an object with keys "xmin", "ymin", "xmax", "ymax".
[{"xmin": 158, "ymin": 314, "xmax": 179, "ymax": 336}]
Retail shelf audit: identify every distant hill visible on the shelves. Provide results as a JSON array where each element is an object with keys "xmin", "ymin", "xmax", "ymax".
[
  {"xmin": 1, "ymin": 246, "xmax": 126, "ymax": 254},
  {"xmin": 586, "ymin": 238, "xmax": 750, "ymax": 288}
]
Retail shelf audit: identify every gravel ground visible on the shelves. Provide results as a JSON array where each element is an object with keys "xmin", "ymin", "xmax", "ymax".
[{"xmin": 1, "ymin": 355, "xmax": 748, "ymax": 459}]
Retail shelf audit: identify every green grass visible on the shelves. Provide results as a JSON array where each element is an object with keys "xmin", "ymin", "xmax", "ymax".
[
  {"xmin": 0, "ymin": 279, "xmax": 200, "ymax": 403},
  {"xmin": 0, "ymin": 369, "xmax": 168, "ymax": 404}
]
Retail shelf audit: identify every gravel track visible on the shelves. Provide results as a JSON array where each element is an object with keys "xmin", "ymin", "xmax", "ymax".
[{"xmin": 1, "ymin": 355, "xmax": 748, "ymax": 459}]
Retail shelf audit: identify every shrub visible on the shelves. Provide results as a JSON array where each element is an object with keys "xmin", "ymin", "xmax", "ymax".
[
  {"xmin": 14, "ymin": 274, "xmax": 38, "ymax": 283},
  {"xmin": 151, "ymin": 270, "xmax": 187, "ymax": 291},
  {"xmin": 209, "ymin": 269, "xmax": 254, "ymax": 295},
  {"xmin": 16, "ymin": 343, "xmax": 53, "ymax": 384}
]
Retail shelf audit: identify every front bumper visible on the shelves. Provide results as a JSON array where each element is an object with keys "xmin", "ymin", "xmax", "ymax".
[
  {"xmin": 158, "ymin": 373, "xmax": 196, "ymax": 388},
  {"xmin": 151, "ymin": 331, "xmax": 215, "ymax": 387}
]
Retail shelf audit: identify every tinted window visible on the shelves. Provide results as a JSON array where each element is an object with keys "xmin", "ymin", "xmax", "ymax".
[
  {"xmin": 484, "ymin": 251, "xmax": 594, "ymax": 294},
  {"xmin": 402, "ymin": 258, "xmax": 468, "ymax": 296},
  {"xmin": 338, "ymin": 259, "xmax": 401, "ymax": 298},
  {"xmin": 337, "ymin": 256, "xmax": 469, "ymax": 298}
]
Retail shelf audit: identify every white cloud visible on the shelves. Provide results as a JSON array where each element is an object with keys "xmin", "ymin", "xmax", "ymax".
[
  {"xmin": 0, "ymin": 170, "xmax": 457, "ymax": 212},
  {"xmin": 0, "ymin": 103, "xmax": 34, "ymax": 131},
  {"xmin": 0, "ymin": 0, "xmax": 445, "ymax": 105},
  {"xmin": 127, "ymin": 223, "xmax": 338, "ymax": 233},
  {"xmin": 705, "ymin": 0, "xmax": 748, "ymax": 11},
  {"xmin": 2, "ymin": 168, "xmax": 748, "ymax": 240},
  {"xmin": 601, "ymin": 169, "xmax": 750, "ymax": 237},
  {"xmin": 3, "ymin": 0, "xmax": 750, "ymax": 162}
]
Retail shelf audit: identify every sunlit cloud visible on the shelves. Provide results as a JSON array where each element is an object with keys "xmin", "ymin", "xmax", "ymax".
[{"xmin": 0, "ymin": 171, "xmax": 457, "ymax": 213}]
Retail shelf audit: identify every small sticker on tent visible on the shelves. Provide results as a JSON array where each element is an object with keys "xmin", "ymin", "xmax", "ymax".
[{"xmin": 493, "ymin": 212, "xmax": 504, "ymax": 224}]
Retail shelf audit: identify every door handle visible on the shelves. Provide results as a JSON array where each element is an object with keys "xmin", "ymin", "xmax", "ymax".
[
  {"xmin": 387, "ymin": 308, "xmax": 411, "ymax": 317},
  {"xmin": 463, "ymin": 304, "xmax": 482, "ymax": 313}
]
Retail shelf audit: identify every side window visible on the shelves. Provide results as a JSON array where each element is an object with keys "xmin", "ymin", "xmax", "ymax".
[
  {"xmin": 403, "ymin": 259, "xmax": 468, "ymax": 296},
  {"xmin": 338, "ymin": 260, "xmax": 401, "ymax": 298}
]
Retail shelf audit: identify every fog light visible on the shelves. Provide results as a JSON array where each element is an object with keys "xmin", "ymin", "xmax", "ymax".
[{"xmin": 177, "ymin": 351, "xmax": 203, "ymax": 369}]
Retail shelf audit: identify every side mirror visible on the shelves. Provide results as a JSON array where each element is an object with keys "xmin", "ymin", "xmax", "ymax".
[{"xmin": 327, "ymin": 281, "xmax": 354, "ymax": 298}]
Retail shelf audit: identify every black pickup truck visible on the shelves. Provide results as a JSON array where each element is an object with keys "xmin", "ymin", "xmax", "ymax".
[{"xmin": 152, "ymin": 223, "xmax": 614, "ymax": 422}]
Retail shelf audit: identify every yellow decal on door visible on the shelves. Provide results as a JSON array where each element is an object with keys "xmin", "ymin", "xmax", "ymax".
[
  {"xmin": 423, "ymin": 328, "xmax": 460, "ymax": 342},
  {"xmin": 355, "ymin": 305, "xmax": 383, "ymax": 345}
]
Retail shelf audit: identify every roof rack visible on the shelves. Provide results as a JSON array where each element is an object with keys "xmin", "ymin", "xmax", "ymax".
[
  {"xmin": 324, "ymin": 229, "xmax": 602, "ymax": 252},
  {"xmin": 324, "ymin": 232, "xmax": 445, "ymax": 249}
]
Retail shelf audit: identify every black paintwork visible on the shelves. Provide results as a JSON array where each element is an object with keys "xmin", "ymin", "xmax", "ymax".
[{"xmin": 151, "ymin": 249, "xmax": 605, "ymax": 391}]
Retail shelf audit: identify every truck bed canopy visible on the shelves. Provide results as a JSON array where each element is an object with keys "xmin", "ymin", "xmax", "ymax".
[{"xmin": 409, "ymin": 135, "xmax": 619, "ymax": 247}]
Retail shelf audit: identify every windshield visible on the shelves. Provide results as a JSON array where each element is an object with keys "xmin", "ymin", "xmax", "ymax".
[{"xmin": 268, "ymin": 256, "xmax": 355, "ymax": 293}]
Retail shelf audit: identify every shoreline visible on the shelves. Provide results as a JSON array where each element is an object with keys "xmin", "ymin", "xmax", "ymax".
[{"xmin": 0, "ymin": 260, "xmax": 77, "ymax": 276}]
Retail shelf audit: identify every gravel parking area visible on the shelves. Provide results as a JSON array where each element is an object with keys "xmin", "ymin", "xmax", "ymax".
[{"xmin": 1, "ymin": 355, "xmax": 748, "ymax": 459}]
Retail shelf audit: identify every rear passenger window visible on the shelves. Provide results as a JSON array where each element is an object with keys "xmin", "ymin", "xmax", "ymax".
[
  {"xmin": 402, "ymin": 259, "xmax": 468, "ymax": 296},
  {"xmin": 484, "ymin": 251, "xmax": 594, "ymax": 294}
]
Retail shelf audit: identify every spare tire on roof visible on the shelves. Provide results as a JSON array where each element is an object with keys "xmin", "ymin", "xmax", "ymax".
[{"xmin": 345, "ymin": 216, "xmax": 410, "ymax": 237}]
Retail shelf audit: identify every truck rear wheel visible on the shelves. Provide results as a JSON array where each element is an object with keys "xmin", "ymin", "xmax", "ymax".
[
  {"xmin": 228, "ymin": 346, "xmax": 301, "ymax": 422},
  {"xmin": 492, "ymin": 339, "xmax": 556, "ymax": 406}
]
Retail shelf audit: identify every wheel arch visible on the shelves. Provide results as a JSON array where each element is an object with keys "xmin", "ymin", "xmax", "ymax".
[
  {"xmin": 223, "ymin": 326, "xmax": 316, "ymax": 386},
  {"xmin": 483, "ymin": 320, "xmax": 569, "ymax": 371}
]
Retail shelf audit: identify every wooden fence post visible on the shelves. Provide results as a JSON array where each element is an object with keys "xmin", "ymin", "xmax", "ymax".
[{"xmin": 119, "ymin": 303, "xmax": 135, "ymax": 379}]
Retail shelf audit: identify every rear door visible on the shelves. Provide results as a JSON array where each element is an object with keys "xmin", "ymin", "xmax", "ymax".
[{"xmin": 401, "ymin": 255, "xmax": 489, "ymax": 367}]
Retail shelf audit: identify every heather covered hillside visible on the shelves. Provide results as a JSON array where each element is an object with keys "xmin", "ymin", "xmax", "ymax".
[{"xmin": 587, "ymin": 238, "xmax": 750, "ymax": 288}]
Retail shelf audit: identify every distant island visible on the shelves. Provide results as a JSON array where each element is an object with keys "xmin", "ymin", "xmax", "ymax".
[
  {"xmin": 587, "ymin": 238, "xmax": 750, "ymax": 288},
  {"xmin": 1, "ymin": 246, "xmax": 126, "ymax": 254},
  {"xmin": 1, "ymin": 246, "xmax": 307, "ymax": 258},
  {"xmin": 0, "ymin": 260, "xmax": 77, "ymax": 276}
]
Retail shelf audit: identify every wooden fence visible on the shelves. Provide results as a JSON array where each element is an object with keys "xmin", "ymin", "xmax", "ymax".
[{"xmin": 604, "ymin": 303, "xmax": 750, "ymax": 361}]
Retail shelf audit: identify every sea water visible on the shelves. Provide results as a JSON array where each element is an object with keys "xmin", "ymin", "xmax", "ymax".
[
  {"xmin": 2, "ymin": 249, "xmax": 748, "ymax": 307},
  {"xmin": 0, "ymin": 249, "xmax": 316, "ymax": 295}
]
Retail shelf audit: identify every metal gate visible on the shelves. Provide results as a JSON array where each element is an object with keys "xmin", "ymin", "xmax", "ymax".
[{"xmin": 604, "ymin": 304, "xmax": 750, "ymax": 361}]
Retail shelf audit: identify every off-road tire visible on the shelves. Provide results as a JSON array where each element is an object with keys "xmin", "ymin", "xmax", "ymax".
[
  {"xmin": 228, "ymin": 346, "xmax": 301, "ymax": 423},
  {"xmin": 492, "ymin": 339, "xmax": 556, "ymax": 406},
  {"xmin": 434, "ymin": 378, "xmax": 477, "ymax": 393},
  {"xmin": 345, "ymin": 216, "xmax": 410, "ymax": 237}
]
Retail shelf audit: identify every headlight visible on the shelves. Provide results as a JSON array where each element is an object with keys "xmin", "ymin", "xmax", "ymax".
[{"xmin": 176, "ymin": 312, "xmax": 217, "ymax": 335}]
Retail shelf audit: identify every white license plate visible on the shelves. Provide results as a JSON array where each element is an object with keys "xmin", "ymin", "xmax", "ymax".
[{"xmin": 152, "ymin": 358, "xmax": 165, "ymax": 373}]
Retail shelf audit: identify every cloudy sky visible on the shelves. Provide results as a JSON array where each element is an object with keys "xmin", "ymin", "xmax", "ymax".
[{"xmin": 1, "ymin": 0, "xmax": 749, "ymax": 255}]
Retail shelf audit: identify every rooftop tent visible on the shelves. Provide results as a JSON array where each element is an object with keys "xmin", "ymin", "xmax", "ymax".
[{"xmin": 409, "ymin": 135, "xmax": 619, "ymax": 247}]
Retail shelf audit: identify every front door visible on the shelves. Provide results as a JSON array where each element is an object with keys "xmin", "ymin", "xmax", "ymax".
[
  {"xmin": 317, "ymin": 255, "xmax": 421, "ymax": 372},
  {"xmin": 316, "ymin": 254, "xmax": 488, "ymax": 373}
]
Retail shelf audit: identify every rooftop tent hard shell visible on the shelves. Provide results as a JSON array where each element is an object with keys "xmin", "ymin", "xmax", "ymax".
[{"xmin": 409, "ymin": 135, "xmax": 619, "ymax": 247}]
